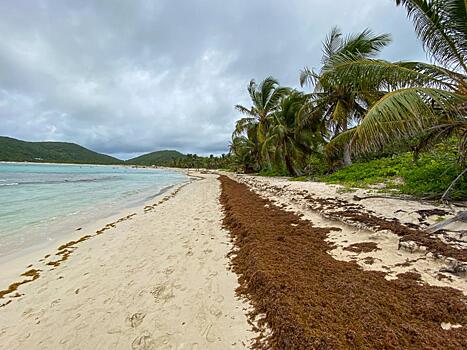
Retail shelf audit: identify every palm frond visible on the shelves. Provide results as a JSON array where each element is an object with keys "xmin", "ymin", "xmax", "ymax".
[
  {"xmin": 321, "ymin": 27, "xmax": 343, "ymax": 64},
  {"xmin": 299, "ymin": 67, "xmax": 320, "ymax": 87},
  {"xmin": 354, "ymin": 87, "xmax": 467, "ymax": 152},
  {"xmin": 340, "ymin": 29, "xmax": 392, "ymax": 59},
  {"xmin": 320, "ymin": 58, "xmax": 458, "ymax": 91},
  {"xmin": 395, "ymin": 0, "xmax": 467, "ymax": 73},
  {"xmin": 325, "ymin": 128, "xmax": 358, "ymax": 159},
  {"xmin": 321, "ymin": 28, "xmax": 391, "ymax": 71},
  {"xmin": 233, "ymin": 117, "xmax": 257, "ymax": 137},
  {"xmin": 235, "ymin": 104, "xmax": 256, "ymax": 117}
]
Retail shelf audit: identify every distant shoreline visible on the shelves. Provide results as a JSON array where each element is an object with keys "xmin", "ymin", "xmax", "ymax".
[
  {"xmin": 0, "ymin": 160, "xmax": 124, "ymax": 167},
  {"xmin": 0, "ymin": 161, "xmax": 192, "ymax": 175},
  {"xmin": 0, "ymin": 160, "xmax": 186, "ymax": 172},
  {"xmin": 0, "ymin": 163, "xmax": 191, "ymax": 281}
]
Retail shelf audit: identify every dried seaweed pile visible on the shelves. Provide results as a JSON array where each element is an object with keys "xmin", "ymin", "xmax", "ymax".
[{"xmin": 220, "ymin": 176, "xmax": 467, "ymax": 349}]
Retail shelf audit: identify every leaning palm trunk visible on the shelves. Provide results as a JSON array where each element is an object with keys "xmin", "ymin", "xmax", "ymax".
[{"xmin": 441, "ymin": 166, "xmax": 467, "ymax": 201}]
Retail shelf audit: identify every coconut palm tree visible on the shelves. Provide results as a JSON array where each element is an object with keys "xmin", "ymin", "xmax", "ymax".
[
  {"xmin": 321, "ymin": 0, "xmax": 466, "ymax": 198},
  {"xmin": 324, "ymin": 1, "xmax": 466, "ymax": 157},
  {"xmin": 234, "ymin": 77, "xmax": 289, "ymax": 170},
  {"xmin": 300, "ymin": 27, "xmax": 391, "ymax": 166},
  {"xmin": 262, "ymin": 91, "xmax": 324, "ymax": 176},
  {"xmin": 230, "ymin": 124, "xmax": 261, "ymax": 173}
]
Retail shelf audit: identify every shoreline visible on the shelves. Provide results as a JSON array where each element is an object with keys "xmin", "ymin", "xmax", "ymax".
[
  {"xmin": 1, "ymin": 171, "xmax": 465, "ymax": 348},
  {"xmin": 0, "ymin": 164, "xmax": 190, "ymax": 269},
  {"xmin": 0, "ymin": 178, "xmax": 191, "ymax": 290},
  {"xmin": 0, "ymin": 173, "xmax": 253, "ymax": 349}
]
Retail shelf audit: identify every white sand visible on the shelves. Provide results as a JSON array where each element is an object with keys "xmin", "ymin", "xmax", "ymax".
[
  {"xmin": 230, "ymin": 174, "xmax": 467, "ymax": 294},
  {"xmin": 0, "ymin": 174, "xmax": 253, "ymax": 349}
]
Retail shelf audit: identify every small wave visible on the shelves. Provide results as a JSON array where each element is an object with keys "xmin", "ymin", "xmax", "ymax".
[
  {"xmin": 3, "ymin": 176, "xmax": 120, "ymax": 186},
  {"xmin": 0, "ymin": 182, "xmax": 19, "ymax": 186}
]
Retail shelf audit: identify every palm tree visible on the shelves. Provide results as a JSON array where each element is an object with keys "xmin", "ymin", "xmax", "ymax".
[
  {"xmin": 324, "ymin": 1, "xmax": 466, "ymax": 157},
  {"xmin": 230, "ymin": 133, "xmax": 260, "ymax": 173},
  {"xmin": 234, "ymin": 77, "xmax": 289, "ymax": 170},
  {"xmin": 263, "ymin": 91, "xmax": 324, "ymax": 176},
  {"xmin": 300, "ymin": 27, "xmax": 391, "ymax": 166},
  {"xmin": 322, "ymin": 0, "xmax": 466, "ymax": 198}
]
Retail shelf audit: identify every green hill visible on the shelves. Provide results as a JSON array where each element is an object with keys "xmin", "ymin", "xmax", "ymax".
[
  {"xmin": 126, "ymin": 150, "xmax": 186, "ymax": 166},
  {"xmin": 0, "ymin": 136, "xmax": 122, "ymax": 164}
]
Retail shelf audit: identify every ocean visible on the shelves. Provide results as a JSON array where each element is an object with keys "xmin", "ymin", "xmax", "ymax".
[{"xmin": 0, "ymin": 162, "xmax": 188, "ymax": 259}]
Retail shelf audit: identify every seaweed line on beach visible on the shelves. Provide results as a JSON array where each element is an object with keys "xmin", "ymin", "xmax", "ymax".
[
  {"xmin": 143, "ymin": 178, "xmax": 196, "ymax": 213},
  {"xmin": 219, "ymin": 175, "xmax": 467, "ymax": 349},
  {"xmin": 238, "ymin": 178, "xmax": 467, "ymax": 262}
]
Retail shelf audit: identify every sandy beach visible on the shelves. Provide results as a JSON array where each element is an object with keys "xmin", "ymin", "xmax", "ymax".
[
  {"xmin": 0, "ymin": 173, "xmax": 252, "ymax": 349},
  {"xmin": 1, "ymin": 172, "xmax": 466, "ymax": 349}
]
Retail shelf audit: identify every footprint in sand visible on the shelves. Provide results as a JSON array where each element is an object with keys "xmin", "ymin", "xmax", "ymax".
[
  {"xmin": 66, "ymin": 312, "xmax": 81, "ymax": 323},
  {"xmin": 22, "ymin": 307, "xmax": 34, "ymax": 316},
  {"xmin": 126, "ymin": 312, "xmax": 146, "ymax": 328},
  {"xmin": 213, "ymin": 294, "xmax": 224, "ymax": 303},
  {"xmin": 50, "ymin": 298, "xmax": 61, "ymax": 307},
  {"xmin": 18, "ymin": 332, "xmax": 31, "ymax": 342},
  {"xmin": 59, "ymin": 335, "xmax": 73, "ymax": 345},
  {"xmin": 76, "ymin": 322, "xmax": 88, "ymax": 330},
  {"xmin": 208, "ymin": 305, "xmax": 222, "ymax": 318},
  {"xmin": 151, "ymin": 284, "xmax": 174, "ymax": 303},
  {"xmin": 132, "ymin": 331, "xmax": 156, "ymax": 350},
  {"xmin": 201, "ymin": 323, "xmax": 218, "ymax": 343},
  {"xmin": 163, "ymin": 266, "xmax": 175, "ymax": 275},
  {"xmin": 153, "ymin": 334, "xmax": 172, "ymax": 347}
]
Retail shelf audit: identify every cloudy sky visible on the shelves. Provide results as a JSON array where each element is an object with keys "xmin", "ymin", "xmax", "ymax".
[{"xmin": 0, "ymin": 0, "xmax": 426, "ymax": 159}]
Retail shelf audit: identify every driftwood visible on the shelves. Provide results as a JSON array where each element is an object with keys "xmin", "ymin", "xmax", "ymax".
[
  {"xmin": 426, "ymin": 211, "xmax": 467, "ymax": 234},
  {"xmin": 353, "ymin": 194, "xmax": 413, "ymax": 201},
  {"xmin": 441, "ymin": 167, "xmax": 467, "ymax": 202},
  {"xmin": 353, "ymin": 194, "xmax": 467, "ymax": 208}
]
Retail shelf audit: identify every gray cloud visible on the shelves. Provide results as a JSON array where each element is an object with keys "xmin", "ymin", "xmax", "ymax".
[{"xmin": 0, "ymin": 0, "xmax": 425, "ymax": 158}]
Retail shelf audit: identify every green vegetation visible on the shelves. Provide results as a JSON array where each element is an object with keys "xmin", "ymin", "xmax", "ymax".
[
  {"xmin": 126, "ymin": 150, "xmax": 186, "ymax": 166},
  {"xmin": 229, "ymin": 0, "xmax": 466, "ymax": 201},
  {"xmin": 126, "ymin": 151, "xmax": 232, "ymax": 169},
  {"xmin": 0, "ymin": 136, "xmax": 121, "ymax": 165},
  {"xmin": 322, "ymin": 145, "xmax": 466, "ymax": 200},
  {"xmin": 1, "ymin": 137, "xmax": 233, "ymax": 170}
]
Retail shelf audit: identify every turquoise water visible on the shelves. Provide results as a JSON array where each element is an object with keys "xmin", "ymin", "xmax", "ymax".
[{"xmin": 0, "ymin": 163, "xmax": 187, "ymax": 257}]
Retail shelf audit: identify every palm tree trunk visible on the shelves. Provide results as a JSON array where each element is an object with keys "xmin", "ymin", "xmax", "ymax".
[
  {"xmin": 264, "ymin": 151, "xmax": 273, "ymax": 171},
  {"xmin": 285, "ymin": 154, "xmax": 298, "ymax": 177},
  {"xmin": 343, "ymin": 142, "xmax": 352, "ymax": 166}
]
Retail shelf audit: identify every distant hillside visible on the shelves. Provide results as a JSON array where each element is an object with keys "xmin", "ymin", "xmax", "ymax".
[
  {"xmin": 126, "ymin": 150, "xmax": 186, "ymax": 166},
  {"xmin": 0, "ymin": 136, "xmax": 122, "ymax": 165}
]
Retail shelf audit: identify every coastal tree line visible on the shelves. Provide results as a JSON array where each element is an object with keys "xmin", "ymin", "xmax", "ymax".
[{"xmin": 229, "ymin": 0, "xmax": 466, "ymax": 199}]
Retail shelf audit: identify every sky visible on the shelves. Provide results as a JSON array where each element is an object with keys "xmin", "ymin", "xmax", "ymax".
[{"xmin": 0, "ymin": 0, "xmax": 426, "ymax": 159}]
